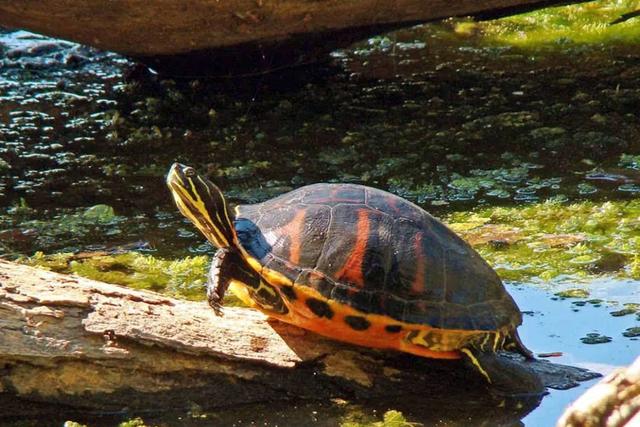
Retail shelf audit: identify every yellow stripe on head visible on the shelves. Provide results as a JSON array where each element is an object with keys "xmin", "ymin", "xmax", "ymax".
[{"xmin": 167, "ymin": 163, "xmax": 236, "ymax": 249}]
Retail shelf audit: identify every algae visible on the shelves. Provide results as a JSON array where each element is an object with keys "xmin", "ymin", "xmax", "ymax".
[
  {"xmin": 341, "ymin": 409, "xmax": 419, "ymax": 427},
  {"xmin": 25, "ymin": 251, "xmax": 210, "ymax": 301},
  {"xmin": 622, "ymin": 327, "xmax": 640, "ymax": 338},
  {"xmin": 475, "ymin": 0, "xmax": 640, "ymax": 47},
  {"xmin": 620, "ymin": 154, "xmax": 640, "ymax": 170},
  {"xmin": 118, "ymin": 418, "xmax": 147, "ymax": 427},
  {"xmin": 449, "ymin": 199, "xmax": 640, "ymax": 282},
  {"xmin": 580, "ymin": 333, "xmax": 613, "ymax": 344},
  {"xmin": 554, "ymin": 289, "xmax": 590, "ymax": 299}
]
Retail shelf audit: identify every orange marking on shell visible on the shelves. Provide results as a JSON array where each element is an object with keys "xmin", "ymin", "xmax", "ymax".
[
  {"xmin": 284, "ymin": 208, "xmax": 306, "ymax": 265},
  {"xmin": 410, "ymin": 232, "xmax": 425, "ymax": 294},
  {"xmin": 335, "ymin": 209, "xmax": 369, "ymax": 288}
]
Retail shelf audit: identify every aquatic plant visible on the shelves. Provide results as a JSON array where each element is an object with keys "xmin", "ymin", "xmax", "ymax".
[
  {"xmin": 341, "ymin": 409, "xmax": 419, "ymax": 427},
  {"xmin": 25, "ymin": 251, "xmax": 210, "ymax": 301},
  {"xmin": 475, "ymin": 0, "xmax": 640, "ymax": 47},
  {"xmin": 449, "ymin": 199, "xmax": 640, "ymax": 282}
]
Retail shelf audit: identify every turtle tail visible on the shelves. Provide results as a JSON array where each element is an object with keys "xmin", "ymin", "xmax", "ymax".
[{"xmin": 504, "ymin": 329, "xmax": 535, "ymax": 360}]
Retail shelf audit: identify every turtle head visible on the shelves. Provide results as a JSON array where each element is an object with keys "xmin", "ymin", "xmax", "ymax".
[{"xmin": 166, "ymin": 163, "xmax": 236, "ymax": 249}]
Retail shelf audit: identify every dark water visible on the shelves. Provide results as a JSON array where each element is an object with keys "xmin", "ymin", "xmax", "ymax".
[{"xmin": 1, "ymin": 24, "xmax": 639, "ymax": 426}]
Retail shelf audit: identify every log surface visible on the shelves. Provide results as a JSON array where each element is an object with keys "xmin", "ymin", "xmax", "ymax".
[
  {"xmin": 0, "ymin": 259, "xmax": 598, "ymax": 418},
  {"xmin": 0, "ymin": 0, "xmax": 581, "ymax": 56},
  {"xmin": 557, "ymin": 356, "xmax": 640, "ymax": 427}
]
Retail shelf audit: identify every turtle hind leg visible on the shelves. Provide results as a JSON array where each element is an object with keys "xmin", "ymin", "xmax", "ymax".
[
  {"xmin": 504, "ymin": 330, "xmax": 535, "ymax": 360},
  {"xmin": 460, "ymin": 346, "xmax": 545, "ymax": 396}
]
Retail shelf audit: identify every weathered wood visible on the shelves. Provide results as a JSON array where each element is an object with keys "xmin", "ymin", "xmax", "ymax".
[
  {"xmin": 0, "ymin": 0, "xmax": 586, "ymax": 75},
  {"xmin": 557, "ymin": 356, "xmax": 640, "ymax": 427},
  {"xmin": 0, "ymin": 259, "xmax": 598, "ymax": 418}
]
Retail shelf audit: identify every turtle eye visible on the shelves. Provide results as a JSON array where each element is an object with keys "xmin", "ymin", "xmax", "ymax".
[{"xmin": 184, "ymin": 167, "xmax": 196, "ymax": 177}]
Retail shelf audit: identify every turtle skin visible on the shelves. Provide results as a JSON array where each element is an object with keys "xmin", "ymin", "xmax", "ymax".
[{"xmin": 233, "ymin": 183, "xmax": 521, "ymax": 335}]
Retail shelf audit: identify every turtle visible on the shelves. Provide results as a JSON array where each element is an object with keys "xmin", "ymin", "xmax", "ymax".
[{"xmin": 166, "ymin": 162, "xmax": 543, "ymax": 394}]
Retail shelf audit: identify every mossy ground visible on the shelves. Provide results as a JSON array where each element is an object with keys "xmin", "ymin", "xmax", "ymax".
[
  {"xmin": 449, "ymin": 199, "xmax": 640, "ymax": 282},
  {"xmin": 467, "ymin": 0, "xmax": 640, "ymax": 47},
  {"xmin": 25, "ymin": 251, "xmax": 210, "ymax": 301}
]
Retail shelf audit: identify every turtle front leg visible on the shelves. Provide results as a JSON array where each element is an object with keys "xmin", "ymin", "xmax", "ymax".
[
  {"xmin": 206, "ymin": 248, "xmax": 269, "ymax": 315},
  {"xmin": 460, "ymin": 347, "xmax": 545, "ymax": 396},
  {"xmin": 206, "ymin": 248, "xmax": 234, "ymax": 315}
]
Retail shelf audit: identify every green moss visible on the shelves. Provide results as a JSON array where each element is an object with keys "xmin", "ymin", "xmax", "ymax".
[
  {"xmin": 449, "ymin": 199, "xmax": 640, "ymax": 282},
  {"xmin": 622, "ymin": 327, "xmax": 640, "ymax": 337},
  {"xmin": 25, "ymin": 252, "xmax": 210, "ymax": 301},
  {"xmin": 341, "ymin": 410, "xmax": 419, "ymax": 427},
  {"xmin": 629, "ymin": 255, "xmax": 640, "ymax": 279},
  {"xmin": 476, "ymin": 1, "xmax": 640, "ymax": 47},
  {"xmin": 580, "ymin": 333, "xmax": 613, "ymax": 344},
  {"xmin": 620, "ymin": 154, "xmax": 640, "ymax": 170},
  {"xmin": 24, "ymin": 251, "xmax": 249, "ymax": 305},
  {"xmin": 118, "ymin": 418, "xmax": 147, "ymax": 427},
  {"xmin": 610, "ymin": 308, "xmax": 636, "ymax": 317},
  {"xmin": 555, "ymin": 289, "xmax": 590, "ymax": 299}
]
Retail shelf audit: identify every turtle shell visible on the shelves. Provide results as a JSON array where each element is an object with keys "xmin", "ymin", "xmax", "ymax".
[{"xmin": 234, "ymin": 183, "xmax": 521, "ymax": 332}]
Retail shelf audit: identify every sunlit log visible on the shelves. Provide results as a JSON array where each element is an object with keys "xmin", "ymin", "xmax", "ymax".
[{"xmin": 0, "ymin": 259, "xmax": 597, "ymax": 419}]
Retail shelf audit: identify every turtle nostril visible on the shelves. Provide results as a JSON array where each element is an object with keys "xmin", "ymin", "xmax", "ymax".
[{"xmin": 184, "ymin": 167, "xmax": 196, "ymax": 177}]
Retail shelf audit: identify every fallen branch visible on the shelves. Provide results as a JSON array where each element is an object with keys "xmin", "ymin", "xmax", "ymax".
[
  {"xmin": 0, "ymin": 0, "xmax": 587, "ymax": 75},
  {"xmin": 557, "ymin": 356, "xmax": 640, "ymax": 427},
  {"xmin": 0, "ymin": 259, "xmax": 597, "ymax": 420}
]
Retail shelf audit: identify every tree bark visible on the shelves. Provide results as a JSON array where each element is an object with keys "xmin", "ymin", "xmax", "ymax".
[
  {"xmin": 557, "ymin": 356, "xmax": 640, "ymax": 427},
  {"xmin": 0, "ymin": 0, "xmax": 585, "ymax": 56},
  {"xmin": 0, "ymin": 259, "xmax": 598, "ymax": 418},
  {"xmin": 0, "ymin": 0, "xmax": 586, "ymax": 76}
]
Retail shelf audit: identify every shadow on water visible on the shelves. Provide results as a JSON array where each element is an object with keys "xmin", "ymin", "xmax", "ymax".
[{"xmin": 0, "ymin": 13, "xmax": 639, "ymax": 426}]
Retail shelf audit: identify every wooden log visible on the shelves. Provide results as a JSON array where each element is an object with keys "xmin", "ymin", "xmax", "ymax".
[
  {"xmin": 0, "ymin": 0, "xmax": 586, "ymax": 76},
  {"xmin": 557, "ymin": 356, "xmax": 640, "ymax": 427},
  {"xmin": 0, "ymin": 259, "xmax": 598, "ymax": 419}
]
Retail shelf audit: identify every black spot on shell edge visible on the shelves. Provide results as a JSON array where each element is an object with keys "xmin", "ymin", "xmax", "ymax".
[
  {"xmin": 280, "ymin": 285, "xmax": 297, "ymax": 301},
  {"xmin": 306, "ymin": 298, "xmax": 334, "ymax": 319},
  {"xmin": 344, "ymin": 315, "xmax": 371, "ymax": 331},
  {"xmin": 385, "ymin": 324, "xmax": 403, "ymax": 333}
]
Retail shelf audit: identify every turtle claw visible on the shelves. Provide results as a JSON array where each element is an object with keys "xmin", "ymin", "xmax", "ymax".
[
  {"xmin": 206, "ymin": 282, "xmax": 227, "ymax": 316},
  {"xmin": 206, "ymin": 249, "xmax": 234, "ymax": 316},
  {"xmin": 209, "ymin": 300, "xmax": 224, "ymax": 317}
]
